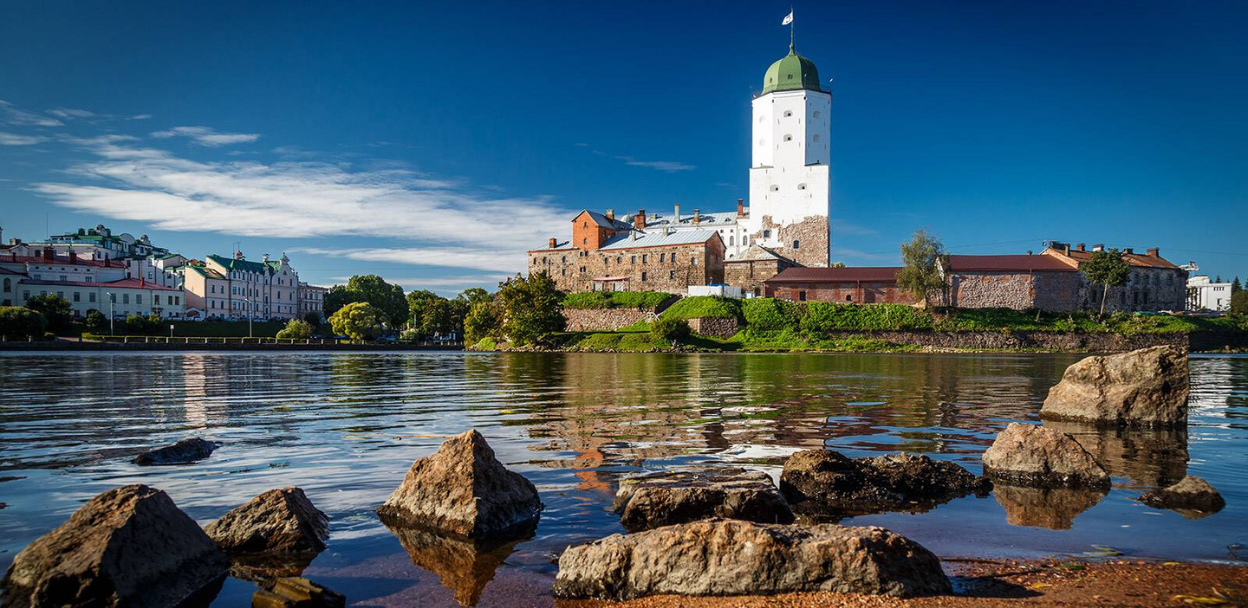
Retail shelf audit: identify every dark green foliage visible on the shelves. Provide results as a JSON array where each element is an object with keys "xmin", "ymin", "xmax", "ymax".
[
  {"xmin": 419, "ymin": 297, "xmax": 456, "ymax": 337},
  {"xmin": 84, "ymin": 309, "xmax": 107, "ymax": 331},
  {"xmin": 897, "ymin": 228, "xmax": 948, "ymax": 307},
  {"xmin": 325, "ymin": 275, "xmax": 407, "ymax": 325},
  {"xmin": 458, "ymin": 287, "xmax": 492, "ymax": 307},
  {"xmin": 563, "ymin": 291, "xmax": 673, "ymax": 310},
  {"xmin": 124, "ymin": 314, "xmax": 160, "ymax": 335},
  {"xmin": 0, "ymin": 306, "xmax": 47, "ymax": 339},
  {"xmin": 406, "ymin": 289, "xmax": 439, "ymax": 330},
  {"xmin": 650, "ymin": 317, "xmax": 691, "ymax": 344},
  {"xmin": 498, "ymin": 272, "xmax": 566, "ymax": 346},
  {"xmin": 661, "ymin": 296, "xmax": 742, "ymax": 321},
  {"xmin": 322, "ymin": 285, "xmax": 365, "ymax": 317},
  {"xmin": 1233, "ymin": 291, "xmax": 1248, "ymax": 316},
  {"xmin": 1233, "ymin": 277, "xmax": 1242, "ymax": 295},
  {"xmin": 464, "ymin": 299, "xmax": 502, "ymax": 344},
  {"xmin": 1083, "ymin": 250, "xmax": 1132, "ymax": 317},
  {"xmin": 276, "ymin": 319, "xmax": 314, "ymax": 340},
  {"xmin": 25, "ymin": 294, "xmax": 73, "ymax": 332},
  {"xmin": 802, "ymin": 302, "xmax": 934, "ymax": 332},
  {"xmin": 302, "ymin": 311, "xmax": 322, "ymax": 327},
  {"xmin": 742, "ymin": 298, "xmax": 801, "ymax": 332}
]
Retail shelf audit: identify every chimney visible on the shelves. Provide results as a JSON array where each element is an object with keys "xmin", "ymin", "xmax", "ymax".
[
  {"xmin": 1076, "ymin": 243, "xmax": 1085, "ymax": 252},
  {"xmin": 235, "ymin": 250, "xmax": 244, "ymax": 260},
  {"xmin": 1147, "ymin": 247, "xmax": 1159, "ymax": 257},
  {"xmin": 693, "ymin": 209, "xmax": 701, "ymax": 224},
  {"xmin": 263, "ymin": 253, "xmax": 270, "ymax": 263},
  {"xmin": 674, "ymin": 203, "xmax": 681, "ymax": 224},
  {"xmin": 1092, "ymin": 244, "xmax": 1104, "ymax": 252},
  {"xmin": 634, "ymin": 209, "xmax": 646, "ymax": 229},
  {"xmin": 1124, "ymin": 248, "xmax": 1134, "ymax": 255},
  {"xmin": 548, "ymin": 237, "xmax": 558, "ymax": 249},
  {"xmin": 1026, "ymin": 250, "xmax": 1033, "ymax": 256},
  {"xmin": 737, "ymin": 198, "xmax": 745, "ymax": 217},
  {"xmin": 630, "ymin": 230, "xmax": 637, "ymax": 241},
  {"xmin": 43, "ymin": 246, "xmax": 53, "ymax": 261},
  {"xmin": 69, "ymin": 251, "xmax": 77, "ymax": 264},
  {"xmin": 1064, "ymin": 244, "xmax": 1070, "ymax": 255},
  {"xmin": 605, "ymin": 209, "xmax": 615, "ymax": 222}
]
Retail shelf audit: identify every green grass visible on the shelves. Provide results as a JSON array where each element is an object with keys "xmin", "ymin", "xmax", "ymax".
[
  {"xmin": 661, "ymin": 296, "xmax": 742, "ymax": 321},
  {"xmin": 563, "ymin": 291, "xmax": 673, "ymax": 310},
  {"xmin": 803, "ymin": 302, "xmax": 934, "ymax": 331}
]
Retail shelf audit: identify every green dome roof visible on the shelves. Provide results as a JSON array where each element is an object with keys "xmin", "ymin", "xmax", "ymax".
[{"xmin": 762, "ymin": 43, "xmax": 823, "ymax": 95}]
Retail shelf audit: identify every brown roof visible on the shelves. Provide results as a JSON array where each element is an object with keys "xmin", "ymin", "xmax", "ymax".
[
  {"xmin": 1056, "ymin": 248, "xmax": 1180, "ymax": 269},
  {"xmin": 766, "ymin": 267, "xmax": 902, "ymax": 284},
  {"xmin": 946, "ymin": 254, "xmax": 1078, "ymax": 273}
]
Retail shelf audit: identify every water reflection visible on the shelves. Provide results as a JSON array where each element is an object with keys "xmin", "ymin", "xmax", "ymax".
[
  {"xmin": 383, "ymin": 523, "xmax": 530, "ymax": 606},
  {"xmin": 1, "ymin": 352, "xmax": 1245, "ymax": 608}
]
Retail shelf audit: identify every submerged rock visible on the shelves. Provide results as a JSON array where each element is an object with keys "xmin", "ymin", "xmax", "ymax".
[
  {"xmin": 1045, "ymin": 421, "xmax": 1189, "ymax": 488},
  {"xmin": 0, "ymin": 484, "xmax": 227, "ymax": 608},
  {"xmin": 1040, "ymin": 346, "xmax": 1189, "ymax": 427},
  {"xmin": 204, "ymin": 488, "xmax": 329, "ymax": 583},
  {"xmin": 384, "ymin": 520, "xmax": 529, "ymax": 606},
  {"xmin": 252, "ymin": 577, "xmax": 345, "ymax": 608},
  {"xmin": 377, "ymin": 430, "xmax": 542, "ymax": 540},
  {"xmin": 613, "ymin": 468, "xmax": 793, "ymax": 531},
  {"xmin": 1140, "ymin": 475, "xmax": 1226, "ymax": 518},
  {"xmin": 553, "ymin": 518, "xmax": 950, "ymax": 600},
  {"xmin": 993, "ymin": 484, "xmax": 1108, "ymax": 530},
  {"xmin": 133, "ymin": 437, "xmax": 218, "ymax": 466},
  {"xmin": 778, "ymin": 449, "xmax": 989, "ymax": 518},
  {"xmin": 981, "ymin": 423, "xmax": 1110, "ymax": 488}
]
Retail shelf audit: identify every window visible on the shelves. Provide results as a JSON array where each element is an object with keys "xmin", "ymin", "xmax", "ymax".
[
  {"xmin": 73, "ymin": 292, "xmax": 80, "ymax": 302},
  {"xmin": 89, "ymin": 293, "xmax": 96, "ymax": 303},
  {"xmin": 660, "ymin": 253, "xmax": 666, "ymax": 262},
  {"xmin": 799, "ymin": 290, "xmax": 807, "ymax": 301},
  {"xmin": 798, "ymin": 183, "xmax": 807, "ymax": 190},
  {"xmin": 641, "ymin": 272, "xmax": 647, "ymax": 282},
  {"xmin": 2, "ymin": 278, "xmax": 8, "ymax": 291},
  {"xmin": 770, "ymin": 185, "xmax": 779, "ymax": 192},
  {"xmin": 763, "ymin": 230, "xmax": 771, "ymax": 238},
  {"xmin": 793, "ymin": 240, "xmax": 800, "ymax": 249},
  {"xmin": 123, "ymin": 294, "xmax": 130, "ymax": 304},
  {"xmin": 813, "ymin": 110, "xmax": 821, "ymax": 119},
  {"xmin": 783, "ymin": 110, "xmax": 793, "ymax": 117},
  {"xmin": 813, "ymin": 134, "xmax": 821, "ymax": 143},
  {"xmin": 846, "ymin": 294, "xmax": 853, "ymax": 302},
  {"xmin": 630, "ymin": 255, "xmax": 636, "ymax": 264},
  {"xmin": 669, "ymin": 270, "xmax": 676, "ymax": 279},
  {"xmin": 729, "ymin": 236, "xmax": 734, "ymax": 246},
  {"xmin": 155, "ymin": 295, "xmax": 161, "ymax": 306},
  {"xmin": 642, "ymin": 254, "xmax": 648, "ymax": 263},
  {"xmin": 783, "ymin": 134, "xmax": 793, "ymax": 142},
  {"xmin": 691, "ymin": 257, "xmax": 698, "ymax": 266},
  {"xmin": 582, "ymin": 238, "xmax": 587, "ymax": 245}
]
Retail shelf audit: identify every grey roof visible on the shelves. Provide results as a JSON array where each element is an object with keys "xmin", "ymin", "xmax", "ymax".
[
  {"xmin": 581, "ymin": 210, "xmax": 634, "ymax": 231},
  {"xmin": 648, "ymin": 209, "xmax": 744, "ymax": 228},
  {"xmin": 600, "ymin": 229, "xmax": 719, "ymax": 251},
  {"xmin": 530, "ymin": 240, "xmax": 573, "ymax": 252},
  {"xmin": 727, "ymin": 244, "xmax": 791, "ymax": 263}
]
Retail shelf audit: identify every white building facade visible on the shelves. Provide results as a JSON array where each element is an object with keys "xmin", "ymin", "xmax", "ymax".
[{"xmin": 1182, "ymin": 263, "xmax": 1233, "ymax": 311}]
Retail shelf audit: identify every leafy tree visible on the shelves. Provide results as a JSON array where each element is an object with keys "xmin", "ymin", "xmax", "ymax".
[
  {"xmin": 124, "ymin": 314, "xmax": 158, "ymax": 335},
  {"xmin": 650, "ymin": 317, "xmax": 691, "ymax": 345},
  {"xmin": 323, "ymin": 285, "xmax": 365, "ymax": 317},
  {"xmin": 329, "ymin": 301, "xmax": 385, "ymax": 341},
  {"xmin": 1233, "ymin": 277, "xmax": 1242, "ymax": 295},
  {"xmin": 497, "ymin": 272, "xmax": 566, "ymax": 346},
  {"xmin": 406, "ymin": 289, "xmax": 440, "ymax": 330},
  {"xmin": 464, "ymin": 299, "xmax": 502, "ymax": 344},
  {"xmin": 25, "ymin": 294, "xmax": 73, "ymax": 332},
  {"xmin": 896, "ymin": 228, "xmax": 948, "ymax": 308},
  {"xmin": 458, "ymin": 287, "xmax": 492, "ymax": 307},
  {"xmin": 324, "ymin": 275, "xmax": 407, "ymax": 325},
  {"xmin": 0, "ymin": 306, "xmax": 47, "ymax": 339},
  {"xmin": 1083, "ymin": 249, "xmax": 1132, "ymax": 318},
  {"xmin": 1215, "ymin": 275, "xmax": 1223, "ymax": 283},
  {"xmin": 420, "ymin": 297, "xmax": 456, "ymax": 337},
  {"xmin": 276, "ymin": 319, "xmax": 314, "ymax": 340},
  {"xmin": 302, "ymin": 311, "xmax": 323, "ymax": 327},
  {"xmin": 84, "ymin": 309, "xmax": 107, "ymax": 331},
  {"xmin": 830, "ymin": 261, "xmax": 847, "ymax": 268},
  {"xmin": 1232, "ymin": 290, "xmax": 1248, "ymax": 316}
]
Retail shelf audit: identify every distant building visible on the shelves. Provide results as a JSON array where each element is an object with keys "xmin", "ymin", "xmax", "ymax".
[
  {"xmin": 945, "ymin": 254, "xmax": 1082, "ymax": 311},
  {"xmin": 725, "ymin": 244, "xmax": 797, "ymax": 297},
  {"xmin": 1182, "ymin": 263, "xmax": 1232, "ymax": 311},
  {"xmin": 528, "ymin": 210, "xmax": 726, "ymax": 294},
  {"xmin": 298, "ymin": 282, "xmax": 328, "ymax": 319},
  {"xmin": 18, "ymin": 278, "xmax": 183, "ymax": 320},
  {"xmin": 1043, "ymin": 243, "xmax": 1187, "ymax": 312},
  {"xmin": 765, "ymin": 267, "xmax": 913, "ymax": 304},
  {"xmin": 180, "ymin": 252, "xmax": 299, "ymax": 320}
]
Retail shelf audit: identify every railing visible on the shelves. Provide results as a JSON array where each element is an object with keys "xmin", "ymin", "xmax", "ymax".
[{"xmin": 60, "ymin": 336, "xmax": 464, "ymax": 347}]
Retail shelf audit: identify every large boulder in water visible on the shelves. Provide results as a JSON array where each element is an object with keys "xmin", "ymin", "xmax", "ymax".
[
  {"xmin": 1040, "ymin": 346, "xmax": 1189, "ymax": 427},
  {"xmin": 982, "ymin": 423, "xmax": 1110, "ymax": 488},
  {"xmin": 252, "ymin": 577, "xmax": 344, "ymax": 608},
  {"xmin": 552, "ymin": 518, "xmax": 950, "ymax": 600},
  {"xmin": 779, "ymin": 450, "xmax": 989, "ymax": 518},
  {"xmin": 133, "ymin": 437, "xmax": 218, "ymax": 466},
  {"xmin": 204, "ymin": 488, "xmax": 329, "ymax": 582},
  {"xmin": 0, "ymin": 484, "xmax": 227, "ymax": 608},
  {"xmin": 376, "ymin": 430, "xmax": 542, "ymax": 539},
  {"xmin": 1139, "ymin": 475, "xmax": 1226, "ymax": 518},
  {"xmin": 612, "ymin": 468, "xmax": 793, "ymax": 531}
]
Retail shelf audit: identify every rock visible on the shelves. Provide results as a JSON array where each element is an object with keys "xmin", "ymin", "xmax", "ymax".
[
  {"xmin": 384, "ymin": 520, "xmax": 529, "ymax": 606},
  {"xmin": 376, "ymin": 430, "xmax": 542, "ymax": 539},
  {"xmin": 1045, "ymin": 421, "xmax": 1188, "ymax": 488},
  {"xmin": 1040, "ymin": 346, "xmax": 1190, "ymax": 427},
  {"xmin": 779, "ymin": 450, "xmax": 989, "ymax": 518},
  {"xmin": 0, "ymin": 484, "xmax": 227, "ymax": 608},
  {"xmin": 993, "ymin": 484, "xmax": 1107, "ymax": 530},
  {"xmin": 612, "ymin": 468, "xmax": 794, "ymax": 531},
  {"xmin": 1139, "ymin": 475, "xmax": 1226, "ymax": 518},
  {"xmin": 206, "ymin": 488, "xmax": 329, "ymax": 556},
  {"xmin": 981, "ymin": 423, "xmax": 1110, "ymax": 488},
  {"xmin": 133, "ymin": 437, "xmax": 218, "ymax": 466},
  {"xmin": 252, "ymin": 577, "xmax": 344, "ymax": 608},
  {"xmin": 552, "ymin": 519, "xmax": 950, "ymax": 600}
]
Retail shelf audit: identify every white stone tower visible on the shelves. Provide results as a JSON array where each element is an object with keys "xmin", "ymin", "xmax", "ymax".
[{"xmin": 746, "ymin": 41, "xmax": 831, "ymax": 267}]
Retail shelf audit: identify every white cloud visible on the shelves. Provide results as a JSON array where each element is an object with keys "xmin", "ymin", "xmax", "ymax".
[
  {"xmin": 0, "ymin": 132, "xmax": 47, "ymax": 145},
  {"xmin": 335, "ymin": 273, "xmax": 513, "ymax": 290},
  {"xmin": 831, "ymin": 218, "xmax": 879, "ymax": 237},
  {"xmin": 0, "ymin": 100, "xmax": 63, "ymax": 127},
  {"xmin": 34, "ymin": 137, "xmax": 570, "ymax": 273},
  {"xmin": 615, "ymin": 155, "xmax": 694, "ymax": 173},
  {"xmin": 48, "ymin": 107, "xmax": 96, "ymax": 119},
  {"xmin": 151, "ymin": 126, "xmax": 259, "ymax": 147},
  {"xmin": 129, "ymin": 114, "xmax": 152, "ymax": 120}
]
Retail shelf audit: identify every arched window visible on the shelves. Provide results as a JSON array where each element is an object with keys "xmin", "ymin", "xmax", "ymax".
[
  {"xmin": 783, "ymin": 134, "xmax": 793, "ymax": 142},
  {"xmin": 770, "ymin": 185, "xmax": 779, "ymax": 192},
  {"xmin": 798, "ymin": 183, "xmax": 807, "ymax": 190},
  {"xmin": 783, "ymin": 110, "xmax": 793, "ymax": 118},
  {"xmin": 582, "ymin": 237, "xmax": 587, "ymax": 245},
  {"xmin": 729, "ymin": 236, "xmax": 735, "ymax": 246},
  {"xmin": 2, "ymin": 278, "xmax": 8, "ymax": 291},
  {"xmin": 813, "ymin": 134, "xmax": 821, "ymax": 143},
  {"xmin": 793, "ymin": 240, "xmax": 800, "ymax": 249}
]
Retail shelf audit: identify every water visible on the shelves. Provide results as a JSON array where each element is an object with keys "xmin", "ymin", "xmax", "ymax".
[{"xmin": 1, "ymin": 351, "xmax": 1245, "ymax": 607}]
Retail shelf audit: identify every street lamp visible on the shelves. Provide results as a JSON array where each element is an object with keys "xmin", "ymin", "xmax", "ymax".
[
  {"xmin": 105, "ymin": 292, "xmax": 114, "ymax": 335},
  {"xmin": 243, "ymin": 297, "xmax": 253, "ymax": 338}
]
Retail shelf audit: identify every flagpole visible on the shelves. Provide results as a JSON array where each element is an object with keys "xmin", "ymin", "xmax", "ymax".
[{"xmin": 790, "ymin": 5, "xmax": 794, "ymax": 48}]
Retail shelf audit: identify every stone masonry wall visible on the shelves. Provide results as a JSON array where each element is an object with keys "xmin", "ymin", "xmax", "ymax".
[
  {"xmin": 688, "ymin": 317, "xmax": 740, "ymax": 339},
  {"xmin": 768, "ymin": 281, "xmax": 916, "ymax": 304},
  {"xmin": 530, "ymin": 239, "xmax": 725, "ymax": 294},
  {"xmin": 751, "ymin": 215, "xmax": 829, "ymax": 269},
  {"xmin": 563, "ymin": 308, "xmax": 655, "ymax": 332},
  {"xmin": 724, "ymin": 259, "xmax": 787, "ymax": 297},
  {"xmin": 825, "ymin": 330, "xmax": 1194, "ymax": 352},
  {"xmin": 949, "ymin": 271, "xmax": 1082, "ymax": 312},
  {"xmin": 1086, "ymin": 267, "xmax": 1187, "ymax": 313}
]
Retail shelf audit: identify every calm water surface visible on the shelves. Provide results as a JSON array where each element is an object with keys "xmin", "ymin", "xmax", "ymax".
[{"xmin": 1, "ymin": 352, "xmax": 1246, "ymax": 607}]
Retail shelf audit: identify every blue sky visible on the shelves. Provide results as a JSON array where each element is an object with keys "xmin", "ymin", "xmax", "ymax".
[{"xmin": 2, "ymin": 0, "xmax": 1246, "ymax": 293}]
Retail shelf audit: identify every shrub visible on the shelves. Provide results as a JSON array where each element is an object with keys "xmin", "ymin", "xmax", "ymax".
[
  {"xmin": 650, "ymin": 317, "xmax": 691, "ymax": 344},
  {"xmin": 84, "ymin": 309, "xmax": 107, "ymax": 331},
  {"xmin": 464, "ymin": 300, "xmax": 502, "ymax": 344},
  {"xmin": 563, "ymin": 291, "xmax": 673, "ymax": 310},
  {"xmin": 124, "ymin": 314, "xmax": 159, "ymax": 335},
  {"xmin": 329, "ymin": 302, "xmax": 385, "ymax": 340},
  {"xmin": 742, "ymin": 298, "xmax": 802, "ymax": 332},
  {"xmin": 472, "ymin": 336, "xmax": 498, "ymax": 350},
  {"xmin": 25, "ymin": 294, "xmax": 73, "ymax": 332},
  {"xmin": 803, "ymin": 302, "xmax": 934, "ymax": 332},
  {"xmin": 662, "ymin": 296, "xmax": 742, "ymax": 321},
  {"xmin": 1233, "ymin": 291, "xmax": 1248, "ymax": 316},
  {"xmin": 276, "ymin": 319, "xmax": 314, "ymax": 340}
]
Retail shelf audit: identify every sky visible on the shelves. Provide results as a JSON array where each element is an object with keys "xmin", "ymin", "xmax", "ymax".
[{"xmin": 1, "ymin": 0, "xmax": 1246, "ymax": 294}]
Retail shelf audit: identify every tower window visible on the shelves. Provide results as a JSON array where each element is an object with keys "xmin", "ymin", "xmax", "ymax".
[
  {"xmin": 783, "ymin": 110, "xmax": 793, "ymax": 118},
  {"xmin": 813, "ymin": 111, "xmax": 821, "ymax": 118},
  {"xmin": 793, "ymin": 240, "xmax": 800, "ymax": 249},
  {"xmin": 770, "ymin": 185, "xmax": 779, "ymax": 192},
  {"xmin": 798, "ymin": 183, "xmax": 807, "ymax": 190},
  {"xmin": 798, "ymin": 290, "xmax": 807, "ymax": 301},
  {"xmin": 813, "ymin": 134, "xmax": 821, "ymax": 143},
  {"xmin": 783, "ymin": 134, "xmax": 793, "ymax": 142}
]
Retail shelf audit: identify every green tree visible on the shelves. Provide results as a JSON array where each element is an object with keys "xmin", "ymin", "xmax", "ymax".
[
  {"xmin": 896, "ymin": 228, "xmax": 948, "ymax": 308},
  {"xmin": 497, "ymin": 272, "xmax": 566, "ymax": 346},
  {"xmin": 464, "ymin": 299, "xmax": 502, "ymax": 344},
  {"xmin": 276, "ymin": 318, "xmax": 314, "ymax": 340},
  {"xmin": 1083, "ymin": 249, "xmax": 1132, "ymax": 318},
  {"xmin": 323, "ymin": 285, "xmax": 365, "ymax": 317},
  {"xmin": 329, "ymin": 301, "xmax": 385, "ymax": 341},
  {"xmin": 25, "ymin": 294, "xmax": 73, "ymax": 332},
  {"xmin": 302, "ymin": 311, "xmax": 323, "ymax": 327},
  {"xmin": 84, "ymin": 309, "xmax": 107, "ymax": 331},
  {"xmin": 124, "ymin": 314, "xmax": 157, "ymax": 335},
  {"xmin": 830, "ymin": 261, "xmax": 847, "ymax": 268},
  {"xmin": 323, "ymin": 275, "xmax": 407, "ymax": 325},
  {"xmin": 651, "ymin": 317, "xmax": 691, "ymax": 345},
  {"xmin": 458, "ymin": 287, "xmax": 492, "ymax": 307},
  {"xmin": 0, "ymin": 306, "xmax": 48, "ymax": 339},
  {"xmin": 406, "ymin": 289, "xmax": 440, "ymax": 331},
  {"xmin": 1233, "ymin": 277, "xmax": 1242, "ymax": 295},
  {"xmin": 1232, "ymin": 290, "xmax": 1248, "ymax": 316},
  {"xmin": 420, "ymin": 297, "xmax": 456, "ymax": 337}
]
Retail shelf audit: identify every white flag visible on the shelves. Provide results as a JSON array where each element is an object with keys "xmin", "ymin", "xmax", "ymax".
[{"xmin": 782, "ymin": 10, "xmax": 793, "ymax": 25}]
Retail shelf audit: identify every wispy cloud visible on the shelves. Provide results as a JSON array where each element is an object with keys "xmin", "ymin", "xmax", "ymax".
[
  {"xmin": 831, "ymin": 218, "xmax": 879, "ymax": 237},
  {"xmin": 0, "ymin": 132, "xmax": 47, "ymax": 146},
  {"xmin": 34, "ymin": 137, "xmax": 569, "ymax": 272},
  {"xmin": 129, "ymin": 114, "xmax": 152, "ymax": 120},
  {"xmin": 615, "ymin": 156, "xmax": 695, "ymax": 173},
  {"xmin": 0, "ymin": 100, "xmax": 63, "ymax": 127},
  {"xmin": 151, "ymin": 126, "xmax": 259, "ymax": 147},
  {"xmin": 335, "ymin": 273, "xmax": 514, "ymax": 291},
  {"xmin": 47, "ymin": 107, "xmax": 96, "ymax": 120}
]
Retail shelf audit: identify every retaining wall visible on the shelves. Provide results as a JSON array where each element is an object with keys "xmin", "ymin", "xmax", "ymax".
[
  {"xmin": 563, "ymin": 308, "xmax": 654, "ymax": 332},
  {"xmin": 688, "ymin": 317, "xmax": 740, "ymax": 339},
  {"xmin": 822, "ymin": 330, "xmax": 1248, "ymax": 352}
]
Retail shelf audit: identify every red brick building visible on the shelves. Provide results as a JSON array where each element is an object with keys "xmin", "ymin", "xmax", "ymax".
[{"xmin": 764, "ymin": 267, "xmax": 915, "ymax": 304}]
